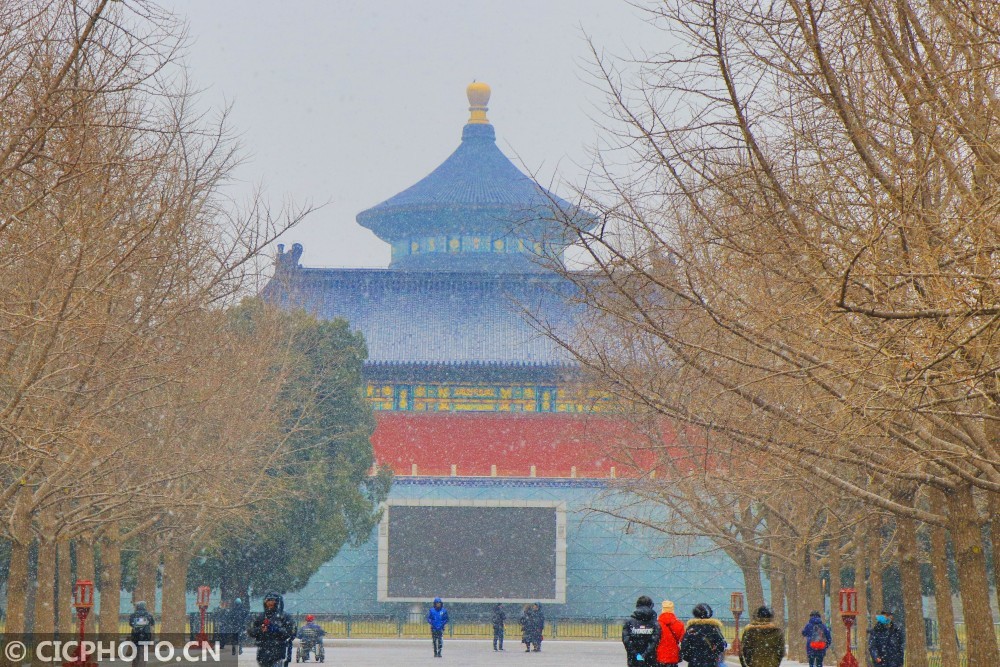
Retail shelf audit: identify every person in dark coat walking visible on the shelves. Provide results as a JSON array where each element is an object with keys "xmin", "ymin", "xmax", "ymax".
[
  {"xmin": 802, "ymin": 611, "xmax": 833, "ymax": 667},
  {"xmin": 531, "ymin": 603, "xmax": 545, "ymax": 651},
  {"xmin": 426, "ymin": 597, "xmax": 449, "ymax": 658},
  {"xmin": 247, "ymin": 592, "xmax": 297, "ymax": 667},
  {"xmin": 491, "ymin": 604, "xmax": 506, "ymax": 651},
  {"xmin": 679, "ymin": 603, "xmax": 727, "ymax": 667},
  {"xmin": 868, "ymin": 611, "xmax": 905, "ymax": 667},
  {"xmin": 128, "ymin": 601, "xmax": 155, "ymax": 643},
  {"xmin": 229, "ymin": 598, "xmax": 249, "ymax": 655},
  {"xmin": 739, "ymin": 606, "xmax": 785, "ymax": 667},
  {"xmin": 621, "ymin": 596, "xmax": 661, "ymax": 667},
  {"xmin": 519, "ymin": 604, "xmax": 535, "ymax": 652},
  {"xmin": 128, "ymin": 601, "xmax": 155, "ymax": 667}
]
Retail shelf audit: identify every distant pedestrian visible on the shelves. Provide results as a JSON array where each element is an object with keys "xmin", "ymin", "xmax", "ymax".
[
  {"xmin": 519, "ymin": 604, "xmax": 535, "ymax": 652},
  {"xmin": 679, "ymin": 603, "xmax": 727, "ymax": 667},
  {"xmin": 868, "ymin": 610, "xmax": 904, "ymax": 667},
  {"xmin": 532, "ymin": 603, "xmax": 545, "ymax": 651},
  {"xmin": 802, "ymin": 610, "xmax": 832, "ymax": 667},
  {"xmin": 230, "ymin": 598, "xmax": 249, "ymax": 655},
  {"xmin": 739, "ymin": 606, "xmax": 785, "ymax": 667},
  {"xmin": 426, "ymin": 597, "xmax": 449, "ymax": 658},
  {"xmin": 128, "ymin": 601, "xmax": 155, "ymax": 667},
  {"xmin": 655, "ymin": 600, "xmax": 684, "ymax": 667},
  {"xmin": 622, "ymin": 595, "xmax": 661, "ymax": 667},
  {"xmin": 492, "ymin": 604, "xmax": 506, "ymax": 651}
]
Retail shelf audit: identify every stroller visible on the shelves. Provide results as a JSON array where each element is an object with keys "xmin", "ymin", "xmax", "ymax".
[{"xmin": 295, "ymin": 624, "xmax": 325, "ymax": 663}]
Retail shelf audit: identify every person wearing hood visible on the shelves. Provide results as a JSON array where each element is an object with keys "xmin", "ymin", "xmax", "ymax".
[
  {"xmin": 248, "ymin": 592, "xmax": 297, "ymax": 667},
  {"xmin": 868, "ymin": 610, "xmax": 904, "ymax": 667},
  {"xmin": 739, "ymin": 606, "xmax": 785, "ymax": 667},
  {"xmin": 128, "ymin": 601, "xmax": 155, "ymax": 642},
  {"xmin": 655, "ymin": 600, "xmax": 685, "ymax": 667},
  {"xmin": 491, "ymin": 603, "xmax": 506, "ymax": 651},
  {"xmin": 426, "ymin": 597, "xmax": 449, "ymax": 658},
  {"xmin": 519, "ymin": 604, "xmax": 535, "ymax": 652},
  {"xmin": 531, "ymin": 603, "xmax": 545, "ymax": 651},
  {"xmin": 622, "ymin": 596, "xmax": 661, "ymax": 667},
  {"xmin": 802, "ymin": 611, "xmax": 833, "ymax": 667},
  {"xmin": 128, "ymin": 601, "xmax": 155, "ymax": 667},
  {"xmin": 679, "ymin": 603, "xmax": 727, "ymax": 667}
]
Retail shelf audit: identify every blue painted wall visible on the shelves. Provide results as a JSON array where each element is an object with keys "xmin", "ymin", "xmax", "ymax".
[{"xmin": 282, "ymin": 477, "xmax": 750, "ymax": 620}]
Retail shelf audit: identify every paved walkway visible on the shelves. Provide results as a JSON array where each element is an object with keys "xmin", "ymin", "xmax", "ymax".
[{"xmin": 227, "ymin": 641, "xmax": 811, "ymax": 667}]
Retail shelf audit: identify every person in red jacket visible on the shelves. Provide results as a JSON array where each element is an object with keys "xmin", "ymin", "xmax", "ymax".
[{"xmin": 656, "ymin": 600, "xmax": 685, "ymax": 667}]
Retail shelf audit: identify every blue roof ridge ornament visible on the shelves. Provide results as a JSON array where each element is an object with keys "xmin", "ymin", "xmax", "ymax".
[{"xmin": 355, "ymin": 82, "xmax": 594, "ymax": 272}]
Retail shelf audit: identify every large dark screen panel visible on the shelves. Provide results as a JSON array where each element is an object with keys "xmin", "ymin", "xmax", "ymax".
[{"xmin": 386, "ymin": 505, "xmax": 557, "ymax": 600}]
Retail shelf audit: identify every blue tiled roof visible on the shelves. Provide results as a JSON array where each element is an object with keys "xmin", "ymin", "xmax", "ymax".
[
  {"xmin": 264, "ymin": 267, "xmax": 579, "ymax": 368},
  {"xmin": 356, "ymin": 124, "xmax": 589, "ymax": 252},
  {"xmin": 360, "ymin": 124, "xmax": 574, "ymax": 211}
]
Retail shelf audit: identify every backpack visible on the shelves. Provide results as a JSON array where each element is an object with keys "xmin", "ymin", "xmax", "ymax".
[
  {"xmin": 809, "ymin": 622, "xmax": 828, "ymax": 651},
  {"xmin": 627, "ymin": 620, "xmax": 657, "ymax": 655}
]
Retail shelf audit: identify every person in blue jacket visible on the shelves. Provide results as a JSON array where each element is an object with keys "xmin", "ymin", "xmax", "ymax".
[
  {"xmin": 426, "ymin": 597, "xmax": 450, "ymax": 658},
  {"xmin": 801, "ymin": 611, "xmax": 833, "ymax": 667}
]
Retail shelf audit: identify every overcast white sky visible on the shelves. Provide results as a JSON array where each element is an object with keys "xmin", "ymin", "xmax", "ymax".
[{"xmin": 163, "ymin": 1, "xmax": 663, "ymax": 268}]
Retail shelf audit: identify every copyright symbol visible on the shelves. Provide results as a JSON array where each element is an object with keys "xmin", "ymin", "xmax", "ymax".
[{"xmin": 4, "ymin": 640, "xmax": 26, "ymax": 662}]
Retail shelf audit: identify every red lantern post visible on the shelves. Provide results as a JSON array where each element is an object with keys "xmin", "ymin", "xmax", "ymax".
[
  {"xmin": 728, "ymin": 591, "xmax": 744, "ymax": 655},
  {"xmin": 838, "ymin": 588, "xmax": 859, "ymax": 667},
  {"xmin": 195, "ymin": 586, "xmax": 212, "ymax": 647},
  {"xmin": 63, "ymin": 579, "xmax": 97, "ymax": 667}
]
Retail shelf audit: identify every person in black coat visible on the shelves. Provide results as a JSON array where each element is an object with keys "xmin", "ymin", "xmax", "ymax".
[
  {"xmin": 491, "ymin": 604, "xmax": 506, "ymax": 651},
  {"xmin": 532, "ymin": 603, "xmax": 545, "ymax": 651},
  {"xmin": 247, "ymin": 592, "xmax": 297, "ymax": 667},
  {"xmin": 868, "ymin": 610, "xmax": 905, "ymax": 667},
  {"xmin": 229, "ymin": 598, "xmax": 249, "ymax": 655},
  {"xmin": 621, "ymin": 596, "xmax": 661, "ymax": 666},
  {"xmin": 679, "ymin": 603, "xmax": 728, "ymax": 667},
  {"xmin": 128, "ymin": 601, "xmax": 155, "ymax": 667},
  {"xmin": 128, "ymin": 601, "xmax": 155, "ymax": 642}
]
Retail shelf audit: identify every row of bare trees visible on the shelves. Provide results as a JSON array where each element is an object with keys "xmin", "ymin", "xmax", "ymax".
[
  {"xmin": 0, "ymin": 1, "xmax": 315, "ymax": 637},
  {"xmin": 545, "ymin": 0, "xmax": 1000, "ymax": 665}
]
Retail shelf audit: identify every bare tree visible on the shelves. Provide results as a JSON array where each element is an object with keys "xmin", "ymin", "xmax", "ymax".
[{"xmin": 542, "ymin": 0, "xmax": 1000, "ymax": 664}]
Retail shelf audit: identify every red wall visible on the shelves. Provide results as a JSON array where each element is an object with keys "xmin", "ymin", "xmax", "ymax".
[{"xmin": 371, "ymin": 412, "xmax": 665, "ymax": 478}]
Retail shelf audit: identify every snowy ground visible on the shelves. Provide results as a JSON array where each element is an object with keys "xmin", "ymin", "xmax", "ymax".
[{"xmin": 209, "ymin": 641, "xmax": 811, "ymax": 667}]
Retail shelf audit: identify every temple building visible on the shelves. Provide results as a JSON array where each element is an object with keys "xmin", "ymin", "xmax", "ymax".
[{"xmin": 265, "ymin": 83, "xmax": 742, "ymax": 618}]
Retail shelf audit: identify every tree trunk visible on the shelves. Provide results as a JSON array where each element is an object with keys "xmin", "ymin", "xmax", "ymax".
[
  {"xmin": 787, "ymin": 563, "xmax": 806, "ymax": 662},
  {"xmin": 99, "ymin": 530, "xmax": 123, "ymax": 637},
  {"xmin": 868, "ymin": 519, "xmax": 884, "ymax": 615},
  {"xmin": 32, "ymin": 538, "xmax": 57, "ymax": 638},
  {"xmin": 6, "ymin": 539, "xmax": 31, "ymax": 635},
  {"xmin": 896, "ymin": 513, "xmax": 929, "ymax": 667},
  {"xmin": 854, "ymin": 535, "xmax": 869, "ymax": 659},
  {"xmin": 135, "ymin": 536, "xmax": 159, "ymax": 612},
  {"xmin": 990, "ymin": 494, "xmax": 1000, "ymax": 621},
  {"xmin": 946, "ymin": 484, "xmax": 1000, "ymax": 667},
  {"xmin": 75, "ymin": 538, "xmax": 96, "ymax": 634},
  {"xmin": 161, "ymin": 549, "xmax": 189, "ymax": 638},
  {"xmin": 57, "ymin": 540, "xmax": 74, "ymax": 635},
  {"xmin": 828, "ymin": 540, "xmax": 843, "ymax": 665},
  {"xmin": 738, "ymin": 558, "xmax": 766, "ymax": 611},
  {"xmin": 929, "ymin": 489, "xmax": 960, "ymax": 667},
  {"xmin": 769, "ymin": 565, "xmax": 786, "ymax": 628}
]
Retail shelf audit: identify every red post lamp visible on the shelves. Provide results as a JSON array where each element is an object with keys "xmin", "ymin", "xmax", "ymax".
[
  {"xmin": 195, "ymin": 585, "xmax": 212, "ymax": 647},
  {"xmin": 727, "ymin": 591, "xmax": 744, "ymax": 655},
  {"xmin": 838, "ymin": 588, "xmax": 859, "ymax": 667},
  {"xmin": 63, "ymin": 579, "xmax": 97, "ymax": 667}
]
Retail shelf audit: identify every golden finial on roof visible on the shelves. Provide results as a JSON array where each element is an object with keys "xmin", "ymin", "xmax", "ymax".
[{"xmin": 466, "ymin": 81, "xmax": 491, "ymax": 124}]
